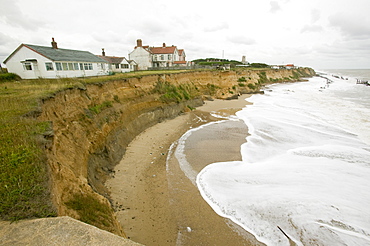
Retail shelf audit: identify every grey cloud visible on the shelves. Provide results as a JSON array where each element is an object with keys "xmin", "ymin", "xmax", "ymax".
[
  {"xmin": 329, "ymin": 13, "xmax": 370, "ymax": 38},
  {"xmin": 270, "ymin": 1, "xmax": 281, "ymax": 13},
  {"xmin": 311, "ymin": 9, "xmax": 321, "ymax": 23},
  {"xmin": 0, "ymin": 0, "xmax": 43, "ymax": 31},
  {"xmin": 301, "ymin": 25, "xmax": 323, "ymax": 33}
]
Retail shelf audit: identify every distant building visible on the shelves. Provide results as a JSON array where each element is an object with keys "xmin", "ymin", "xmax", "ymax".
[
  {"xmin": 98, "ymin": 48, "xmax": 137, "ymax": 73},
  {"xmin": 129, "ymin": 39, "xmax": 188, "ymax": 70},
  {"xmin": 3, "ymin": 38, "xmax": 109, "ymax": 79}
]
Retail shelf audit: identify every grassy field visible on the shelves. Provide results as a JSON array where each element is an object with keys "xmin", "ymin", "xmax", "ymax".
[{"xmin": 0, "ymin": 70, "xmax": 188, "ymax": 221}]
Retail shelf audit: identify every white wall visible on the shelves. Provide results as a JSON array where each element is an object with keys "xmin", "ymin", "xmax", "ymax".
[
  {"xmin": 5, "ymin": 46, "xmax": 109, "ymax": 79},
  {"xmin": 129, "ymin": 47, "xmax": 152, "ymax": 70}
]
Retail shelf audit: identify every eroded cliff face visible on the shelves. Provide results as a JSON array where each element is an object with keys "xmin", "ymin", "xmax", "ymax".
[{"xmin": 38, "ymin": 68, "xmax": 315, "ymax": 236}]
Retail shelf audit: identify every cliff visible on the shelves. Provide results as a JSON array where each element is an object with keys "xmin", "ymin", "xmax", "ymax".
[{"xmin": 38, "ymin": 68, "xmax": 315, "ymax": 236}]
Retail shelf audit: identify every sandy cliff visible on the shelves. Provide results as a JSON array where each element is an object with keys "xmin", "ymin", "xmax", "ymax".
[{"xmin": 38, "ymin": 68, "xmax": 315, "ymax": 236}]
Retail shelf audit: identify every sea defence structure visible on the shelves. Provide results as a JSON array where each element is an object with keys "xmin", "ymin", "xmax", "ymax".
[{"xmin": 4, "ymin": 68, "xmax": 315, "ymax": 244}]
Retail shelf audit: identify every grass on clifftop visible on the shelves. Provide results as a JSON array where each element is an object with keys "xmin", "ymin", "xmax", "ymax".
[{"xmin": 0, "ymin": 70, "xmax": 188, "ymax": 221}]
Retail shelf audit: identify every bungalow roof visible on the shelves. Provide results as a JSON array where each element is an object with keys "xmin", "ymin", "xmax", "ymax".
[
  {"xmin": 4, "ymin": 43, "xmax": 106, "ymax": 64},
  {"xmin": 98, "ymin": 55, "xmax": 125, "ymax": 64}
]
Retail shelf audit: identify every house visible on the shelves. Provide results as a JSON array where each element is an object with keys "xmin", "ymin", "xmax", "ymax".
[
  {"xmin": 128, "ymin": 39, "xmax": 152, "ymax": 70},
  {"xmin": 98, "ymin": 49, "xmax": 137, "ymax": 73},
  {"xmin": 3, "ymin": 38, "xmax": 109, "ymax": 79},
  {"xmin": 129, "ymin": 39, "xmax": 187, "ymax": 70}
]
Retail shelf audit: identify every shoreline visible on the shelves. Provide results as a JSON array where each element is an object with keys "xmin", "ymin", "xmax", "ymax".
[{"xmin": 106, "ymin": 94, "xmax": 265, "ymax": 245}]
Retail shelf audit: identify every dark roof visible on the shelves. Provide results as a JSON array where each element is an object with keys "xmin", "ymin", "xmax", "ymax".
[
  {"xmin": 97, "ymin": 55, "xmax": 124, "ymax": 64},
  {"xmin": 4, "ymin": 43, "xmax": 107, "ymax": 64}
]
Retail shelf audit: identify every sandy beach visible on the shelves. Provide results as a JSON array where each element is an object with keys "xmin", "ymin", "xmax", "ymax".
[{"xmin": 106, "ymin": 95, "xmax": 265, "ymax": 246}]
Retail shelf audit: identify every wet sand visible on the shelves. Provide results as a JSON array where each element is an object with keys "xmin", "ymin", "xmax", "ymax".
[{"xmin": 106, "ymin": 95, "xmax": 266, "ymax": 246}]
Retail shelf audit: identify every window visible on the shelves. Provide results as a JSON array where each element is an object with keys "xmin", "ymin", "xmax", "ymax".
[
  {"xmin": 24, "ymin": 62, "xmax": 32, "ymax": 70},
  {"xmin": 168, "ymin": 54, "xmax": 171, "ymax": 60},
  {"xmin": 121, "ymin": 64, "xmax": 129, "ymax": 69},
  {"xmin": 101, "ymin": 63, "xmax": 105, "ymax": 69},
  {"xmin": 79, "ymin": 63, "xmax": 84, "ymax": 70},
  {"xmin": 68, "ymin": 63, "xmax": 74, "ymax": 70},
  {"xmin": 62, "ymin": 63, "xmax": 68, "ymax": 70},
  {"xmin": 115, "ymin": 64, "xmax": 119, "ymax": 69},
  {"xmin": 45, "ymin": 62, "xmax": 54, "ymax": 71},
  {"xmin": 160, "ymin": 55, "xmax": 164, "ymax": 60},
  {"xmin": 84, "ymin": 63, "xmax": 93, "ymax": 70},
  {"xmin": 56, "ymin": 62, "xmax": 62, "ymax": 71},
  {"xmin": 153, "ymin": 55, "xmax": 157, "ymax": 61},
  {"xmin": 74, "ymin": 63, "xmax": 79, "ymax": 70}
]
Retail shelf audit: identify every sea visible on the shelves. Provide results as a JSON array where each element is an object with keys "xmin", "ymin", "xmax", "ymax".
[{"xmin": 175, "ymin": 69, "xmax": 370, "ymax": 245}]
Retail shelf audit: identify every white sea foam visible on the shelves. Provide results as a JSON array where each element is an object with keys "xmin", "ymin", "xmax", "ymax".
[{"xmin": 196, "ymin": 73, "xmax": 370, "ymax": 245}]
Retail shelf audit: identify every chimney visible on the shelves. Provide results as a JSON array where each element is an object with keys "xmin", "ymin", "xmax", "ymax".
[
  {"xmin": 102, "ymin": 48, "xmax": 106, "ymax": 56},
  {"xmin": 137, "ymin": 39, "xmax": 142, "ymax": 47},
  {"xmin": 51, "ymin": 37, "xmax": 58, "ymax": 49},
  {"xmin": 163, "ymin": 43, "xmax": 166, "ymax": 47}
]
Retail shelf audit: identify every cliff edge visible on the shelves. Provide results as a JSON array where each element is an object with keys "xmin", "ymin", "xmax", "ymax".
[{"xmin": 31, "ymin": 68, "xmax": 315, "ymax": 239}]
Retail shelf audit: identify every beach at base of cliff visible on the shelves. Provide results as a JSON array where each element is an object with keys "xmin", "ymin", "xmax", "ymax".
[{"xmin": 106, "ymin": 94, "xmax": 266, "ymax": 246}]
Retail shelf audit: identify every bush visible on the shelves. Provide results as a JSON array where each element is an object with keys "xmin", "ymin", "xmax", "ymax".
[
  {"xmin": 0, "ymin": 73, "xmax": 21, "ymax": 82},
  {"xmin": 247, "ymin": 83, "xmax": 257, "ymax": 90},
  {"xmin": 237, "ymin": 77, "xmax": 247, "ymax": 82},
  {"xmin": 153, "ymin": 81, "xmax": 198, "ymax": 103}
]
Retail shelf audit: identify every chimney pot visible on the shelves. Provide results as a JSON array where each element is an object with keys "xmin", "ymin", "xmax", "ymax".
[
  {"xmin": 163, "ymin": 43, "xmax": 166, "ymax": 47},
  {"xmin": 102, "ymin": 48, "xmax": 106, "ymax": 56},
  {"xmin": 51, "ymin": 37, "xmax": 58, "ymax": 49}
]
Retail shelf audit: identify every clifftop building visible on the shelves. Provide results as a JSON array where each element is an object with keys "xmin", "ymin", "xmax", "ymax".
[{"xmin": 129, "ymin": 39, "xmax": 188, "ymax": 70}]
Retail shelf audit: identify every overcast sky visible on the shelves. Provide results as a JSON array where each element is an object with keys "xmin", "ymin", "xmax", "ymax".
[{"xmin": 1, "ymin": 0, "xmax": 369, "ymax": 69}]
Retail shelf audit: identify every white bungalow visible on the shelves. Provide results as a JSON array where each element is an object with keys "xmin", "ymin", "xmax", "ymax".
[
  {"xmin": 3, "ymin": 38, "xmax": 109, "ymax": 79},
  {"xmin": 98, "ymin": 48, "xmax": 137, "ymax": 73}
]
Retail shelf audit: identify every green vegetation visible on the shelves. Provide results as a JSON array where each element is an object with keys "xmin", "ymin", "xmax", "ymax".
[
  {"xmin": 0, "ymin": 73, "xmax": 21, "ymax": 82},
  {"xmin": 65, "ymin": 193, "xmax": 116, "ymax": 230},
  {"xmin": 88, "ymin": 101, "xmax": 113, "ymax": 115},
  {"xmin": 152, "ymin": 81, "xmax": 199, "ymax": 103},
  {"xmin": 257, "ymin": 71, "xmax": 269, "ymax": 84},
  {"xmin": 0, "ymin": 70, "xmax": 190, "ymax": 221},
  {"xmin": 249, "ymin": 63, "xmax": 269, "ymax": 68},
  {"xmin": 247, "ymin": 83, "xmax": 257, "ymax": 90},
  {"xmin": 205, "ymin": 83, "xmax": 220, "ymax": 96},
  {"xmin": 237, "ymin": 77, "xmax": 247, "ymax": 82},
  {"xmin": 192, "ymin": 58, "xmax": 243, "ymax": 67}
]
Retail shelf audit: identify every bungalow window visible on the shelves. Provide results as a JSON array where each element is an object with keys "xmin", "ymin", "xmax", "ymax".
[
  {"xmin": 101, "ymin": 63, "xmax": 105, "ymax": 69},
  {"xmin": 84, "ymin": 63, "xmax": 93, "ymax": 70},
  {"xmin": 62, "ymin": 63, "xmax": 69, "ymax": 70},
  {"xmin": 68, "ymin": 63, "xmax": 74, "ymax": 70},
  {"xmin": 24, "ymin": 62, "xmax": 32, "ymax": 70},
  {"xmin": 168, "ymin": 55, "xmax": 171, "ymax": 60},
  {"xmin": 79, "ymin": 63, "xmax": 84, "ymax": 70},
  {"xmin": 160, "ymin": 55, "xmax": 164, "ymax": 60},
  {"xmin": 56, "ymin": 62, "xmax": 62, "ymax": 71},
  {"xmin": 74, "ymin": 63, "xmax": 79, "ymax": 70},
  {"xmin": 115, "ymin": 64, "xmax": 119, "ymax": 69},
  {"xmin": 45, "ymin": 62, "xmax": 54, "ymax": 71},
  {"xmin": 121, "ymin": 64, "xmax": 129, "ymax": 69}
]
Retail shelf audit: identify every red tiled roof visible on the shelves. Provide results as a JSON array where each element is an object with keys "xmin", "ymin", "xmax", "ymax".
[
  {"xmin": 178, "ymin": 49, "xmax": 184, "ymax": 55},
  {"xmin": 149, "ymin": 46, "xmax": 177, "ymax": 54}
]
